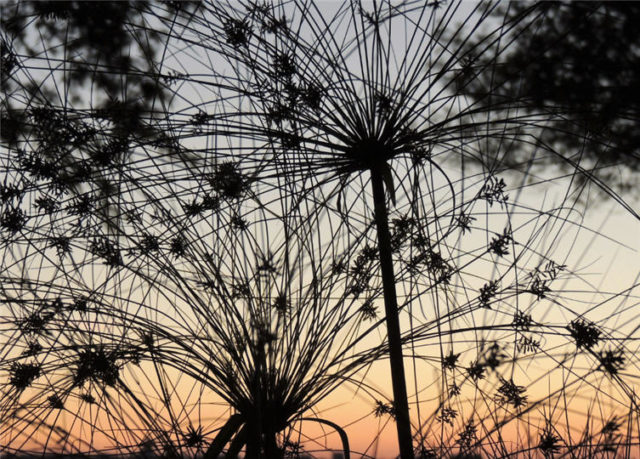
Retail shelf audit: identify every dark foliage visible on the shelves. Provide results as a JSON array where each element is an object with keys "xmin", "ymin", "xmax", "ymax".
[{"xmin": 458, "ymin": 2, "xmax": 640, "ymax": 196}]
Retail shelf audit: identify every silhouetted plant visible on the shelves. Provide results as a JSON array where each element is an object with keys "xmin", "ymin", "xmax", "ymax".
[
  {"xmin": 0, "ymin": 191, "xmax": 392, "ymax": 457},
  {"xmin": 143, "ymin": 3, "xmax": 638, "ymax": 456},
  {"xmin": 2, "ymin": 1, "xmax": 640, "ymax": 458}
]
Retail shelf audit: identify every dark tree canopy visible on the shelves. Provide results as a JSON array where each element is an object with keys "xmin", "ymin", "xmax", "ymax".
[
  {"xmin": 459, "ymin": 1, "xmax": 640, "ymax": 194},
  {"xmin": 1, "ymin": 1, "xmax": 198, "ymax": 144},
  {"xmin": 1, "ymin": 1, "xmax": 200, "ymax": 228}
]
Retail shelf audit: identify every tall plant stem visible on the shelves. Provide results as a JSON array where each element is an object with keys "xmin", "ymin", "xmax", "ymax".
[{"xmin": 370, "ymin": 166, "xmax": 414, "ymax": 459}]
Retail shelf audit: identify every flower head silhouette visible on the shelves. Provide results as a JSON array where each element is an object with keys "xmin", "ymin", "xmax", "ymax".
[{"xmin": 2, "ymin": 1, "xmax": 640, "ymax": 457}]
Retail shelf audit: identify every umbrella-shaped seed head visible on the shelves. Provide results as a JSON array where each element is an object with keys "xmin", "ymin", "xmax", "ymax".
[
  {"xmin": 567, "ymin": 319, "xmax": 601, "ymax": 350},
  {"xmin": 10, "ymin": 362, "xmax": 41, "ymax": 391},
  {"xmin": 74, "ymin": 347, "xmax": 119, "ymax": 387},
  {"xmin": 209, "ymin": 162, "xmax": 249, "ymax": 200}
]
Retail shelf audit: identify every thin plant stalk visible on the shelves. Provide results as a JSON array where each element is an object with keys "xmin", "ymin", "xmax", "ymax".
[{"xmin": 370, "ymin": 166, "xmax": 413, "ymax": 459}]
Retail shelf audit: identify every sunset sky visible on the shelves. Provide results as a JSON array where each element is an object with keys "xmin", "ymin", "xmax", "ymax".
[{"xmin": 1, "ymin": 2, "xmax": 639, "ymax": 458}]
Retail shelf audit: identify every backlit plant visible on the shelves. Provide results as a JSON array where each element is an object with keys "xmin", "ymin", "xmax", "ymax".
[{"xmin": 2, "ymin": 1, "xmax": 640, "ymax": 457}]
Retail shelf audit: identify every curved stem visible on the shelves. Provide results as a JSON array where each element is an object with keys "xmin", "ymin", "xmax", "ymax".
[
  {"xmin": 203, "ymin": 413, "xmax": 243, "ymax": 459},
  {"xmin": 226, "ymin": 424, "xmax": 247, "ymax": 458},
  {"xmin": 299, "ymin": 417, "xmax": 351, "ymax": 459}
]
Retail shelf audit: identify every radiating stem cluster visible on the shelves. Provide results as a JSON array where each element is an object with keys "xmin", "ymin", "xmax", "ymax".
[{"xmin": 1, "ymin": 1, "xmax": 639, "ymax": 458}]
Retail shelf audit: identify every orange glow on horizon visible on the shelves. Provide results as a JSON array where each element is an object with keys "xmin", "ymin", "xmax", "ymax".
[{"xmin": 7, "ymin": 360, "xmax": 638, "ymax": 458}]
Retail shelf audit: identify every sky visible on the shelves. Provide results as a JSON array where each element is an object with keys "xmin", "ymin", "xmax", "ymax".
[{"xmin": 1, "ymin": 1, "xmax": 639, "ymax": 457}]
